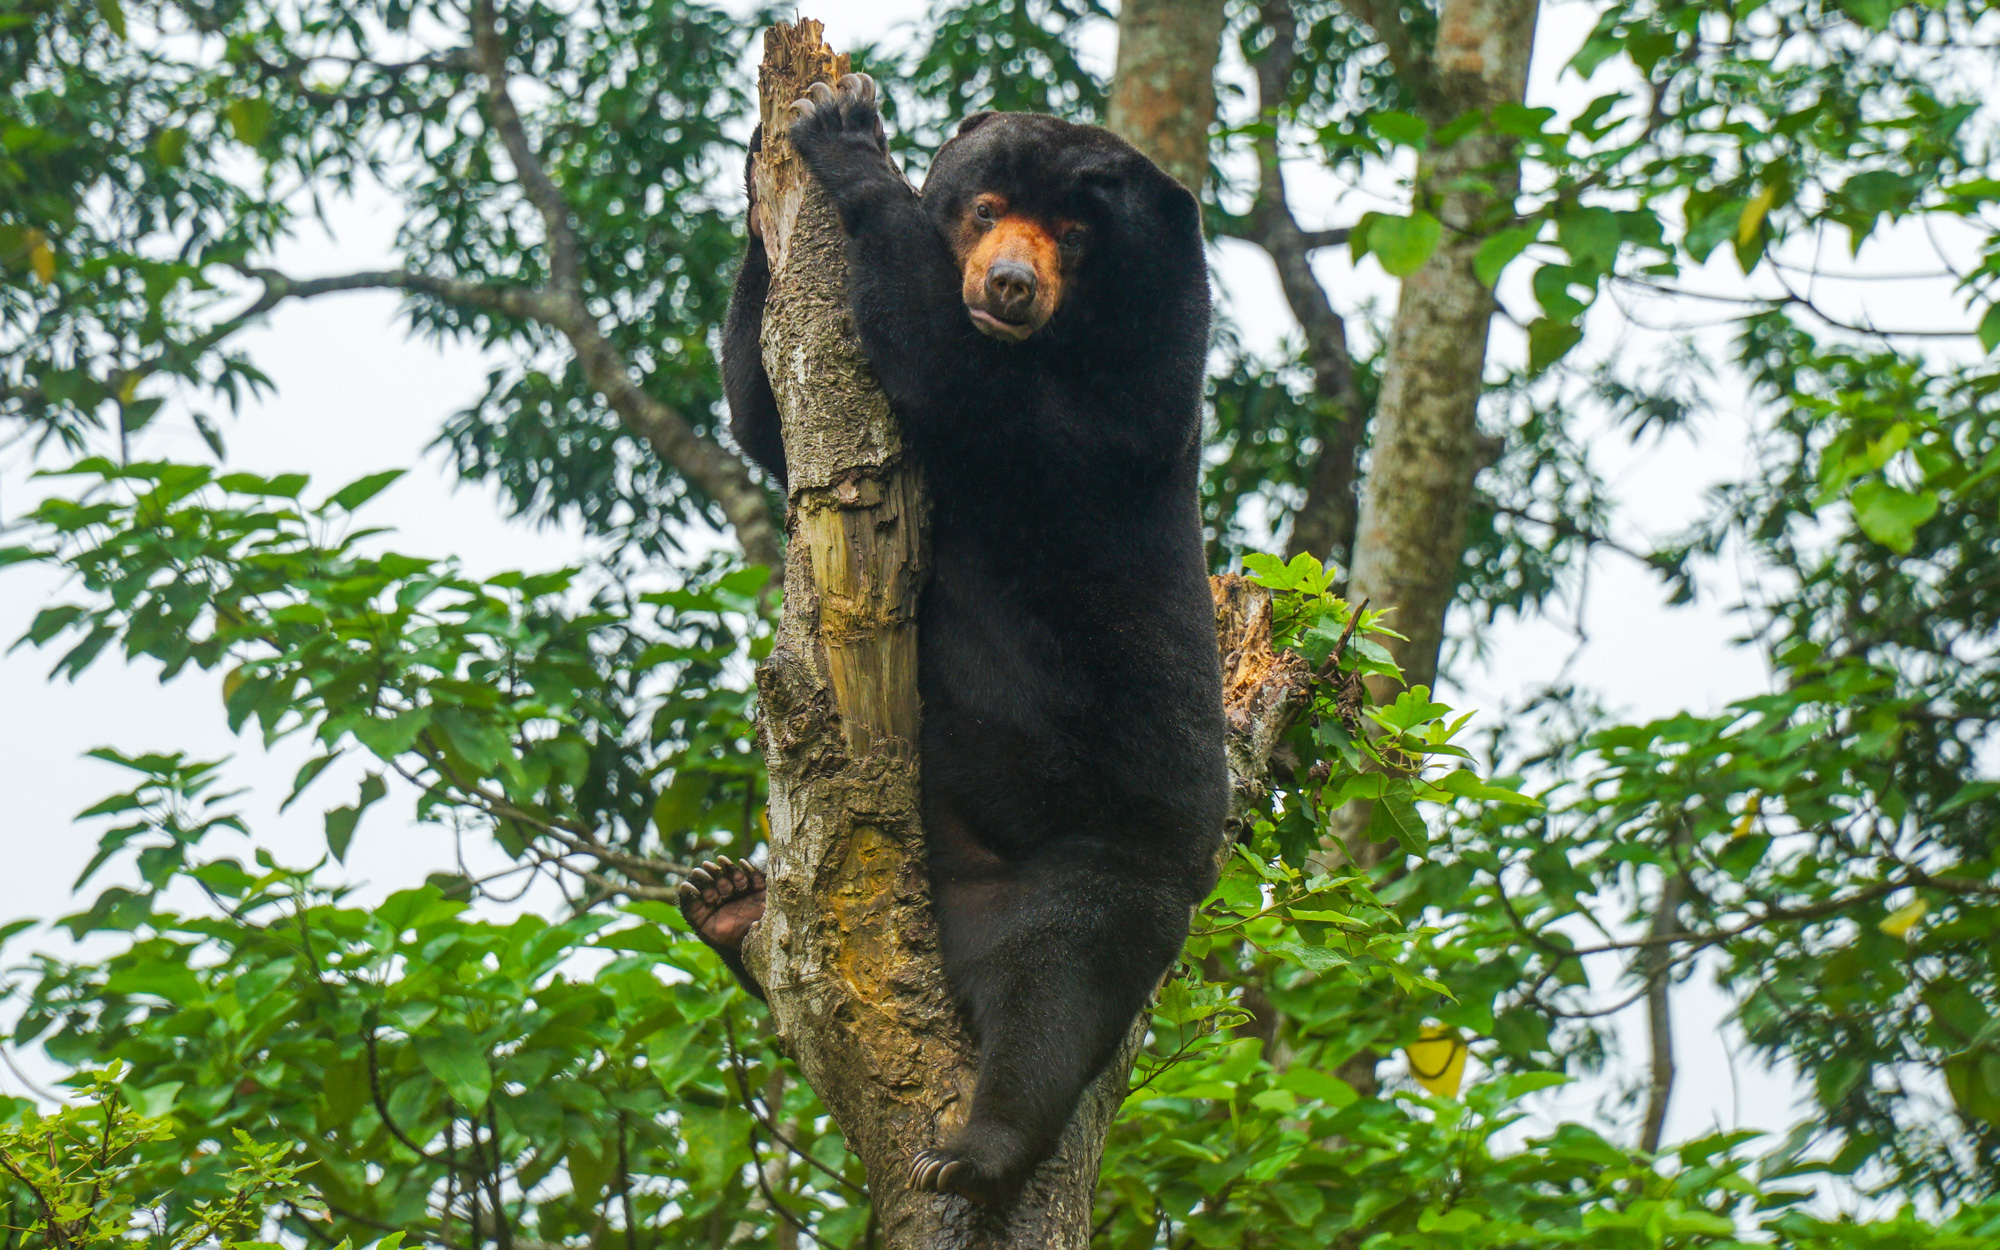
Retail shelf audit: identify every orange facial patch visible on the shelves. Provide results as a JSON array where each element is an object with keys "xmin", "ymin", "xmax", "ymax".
[{"xmin": 953, "ymin": 196, "xmax": 1072, "ymax": 341}]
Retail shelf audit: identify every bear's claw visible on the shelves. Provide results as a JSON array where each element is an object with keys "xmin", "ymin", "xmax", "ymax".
[
  {"xmin": 909, "ymin": 1147, "xmax": 975, "ymax": 1198},
  {"xmin": 787, "ymin": 72, "xmax": 888, "ymax": 157}
]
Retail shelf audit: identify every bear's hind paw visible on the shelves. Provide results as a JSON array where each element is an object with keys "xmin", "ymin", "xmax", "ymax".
[{"xmin": 909, "ymin": 1147, "xmax": 986, "ymax": 1202}]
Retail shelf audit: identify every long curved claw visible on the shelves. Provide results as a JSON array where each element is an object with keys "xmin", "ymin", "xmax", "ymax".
[
  {"xmin": 806, "ymin": 80, "xmax": 836, "ymax": 107},
  {"xmin": 838, "ymin": 72, "xmax": 876, "ymax": 105}
]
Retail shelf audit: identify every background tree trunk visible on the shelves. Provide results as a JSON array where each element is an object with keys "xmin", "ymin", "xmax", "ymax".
[
  {"xmin": 1106, "ymin": 0, "xmax": 1227, "ymax": 190},
  {"xmin": 1346, "ymin": 0, "xmax": 1539, "ymax": 700},
  {"xmin": 1331, "ymin": 0, "xmax": 1540, "ymax": 867}
]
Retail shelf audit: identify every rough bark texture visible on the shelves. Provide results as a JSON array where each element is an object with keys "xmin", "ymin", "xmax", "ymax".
[
  {"xmin": 1105, "ymin": 0, "xmax": 1227, "ymax": 191},
  {"xmin": 740, "ymin": 21, "xmax": 1314, "ymax": 1247}
]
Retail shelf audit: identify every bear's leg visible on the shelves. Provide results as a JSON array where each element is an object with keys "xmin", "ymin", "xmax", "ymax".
[
  {"xmin": 912, "ymin": 855, "xmax": 1190, "ymax": 1203},
  {"xmin": 676, "ymin": 856, "xmax": 768, "ymax": 999}
]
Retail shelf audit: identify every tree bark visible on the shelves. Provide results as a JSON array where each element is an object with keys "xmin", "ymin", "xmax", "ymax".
[{"xmin": 1106, "ymin": 0, "xmax": 1227, "ymax": 191}]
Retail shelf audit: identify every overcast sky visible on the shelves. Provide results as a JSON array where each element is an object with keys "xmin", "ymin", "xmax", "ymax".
[{"xmin": 3, "ymin": 0, "xmax": 1975, "ymax": 1190}]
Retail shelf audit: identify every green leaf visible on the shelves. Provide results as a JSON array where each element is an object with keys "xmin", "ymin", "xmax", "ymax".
[
  {"xmin": 324, "ymin": 772, "xmax": 386, "ymax": 862},
  {"xmin": 1366, "ymin": 789, "xmax": 1429, "ymax": 858},
  {"xmin": 326, "ymin": 469, "xmax": 405, "ymax": 513},
  {"xmin": 1364, "ymin": 211, "xmax": 1444, "ymax": 278},
  {"xmin": 226, "ymin": 98, "xmax": 273, "ymax": 147},
  {"xmin": 417, "ymin": 1025, "xmax": 493, "ymax": 1111},
  {"xmin": 1434, "ymin": 769, "xmax": 1541, "ymax": 807},
  {"xmin": 1527, "ymin": 317, "xmax": 1583, "ymax": 375},
  {"xmin": 1979, "ymin": 304, "xmax": 2000, "ymax": 354},
  {"xmin": 1850, "ymin": 480, "xmax": 1938, "ymax": 554},
  {"xmin": 1474, "ymin": 226, "xmax": 1536, "ymax": 287},
  {"xmin": 1368, "ymin": 111, "xmax": 1428, "ymax": 147},
  {"xmin": 281, "ymin": 752, "xmax": 340, "ymax": 814}
]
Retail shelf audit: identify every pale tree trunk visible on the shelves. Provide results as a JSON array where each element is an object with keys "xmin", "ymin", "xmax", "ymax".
[
  {"xmin": 738, "ymin": 19, "xmax": 1307, "ymax": 1249},
  {"xmin": 1346, "ymin": 0, "xmax": 1539, "ymax": 699},
  {"xmin": 1639, "ymin": 871, "xmax": 1685, "ymax": 1153},
  {"xmin": 1105, "ymin": 0, "xmax": 1227, "ymax": 190},
  {"xmin": 1330, "ymin": 0, "xmax": 1539, "ymax": 867}
]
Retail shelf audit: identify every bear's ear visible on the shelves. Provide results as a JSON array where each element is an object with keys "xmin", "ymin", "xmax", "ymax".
[{"xmin": 956, "ymin": 112, "xmax": 996, "ymax": 136}]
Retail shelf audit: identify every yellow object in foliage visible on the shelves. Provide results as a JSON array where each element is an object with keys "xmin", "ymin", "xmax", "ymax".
[
  {"xmin": 1738, "ymin": 184, "xmax": 1779, "ymax": 247},
  {"xmin": 1880, "ymin": 899, "xmax": 1928, "ymax": 940},
  {"xmin": 1406, "ymin": 1026, "xmax": 1467, "ymax": 1098},
  {"xmin": 1732, "ymin": 791, "xmax": 1762, "ymax": 837},
  {"xmin": 27, "ymin": 230, "xmax": 54, "ymax": 284}
]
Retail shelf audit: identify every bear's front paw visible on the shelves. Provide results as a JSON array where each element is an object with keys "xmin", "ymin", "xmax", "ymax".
[{"xmin": 787, "ymin": 72, "xmax": 889, "ymax": 163}]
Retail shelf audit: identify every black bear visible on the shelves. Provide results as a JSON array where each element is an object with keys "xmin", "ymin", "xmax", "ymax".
[{"xmin": 683, "ymin": 73, "xmax": 1227, "ymax": 1204}]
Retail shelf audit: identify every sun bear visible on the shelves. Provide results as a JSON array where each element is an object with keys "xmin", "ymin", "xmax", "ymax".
[{"xmin": 682, "ymin": 74, "xmax": 1228, "ymax": 1204}]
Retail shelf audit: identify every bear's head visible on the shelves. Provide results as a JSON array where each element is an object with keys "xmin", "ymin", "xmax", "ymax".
[{"xmin": 923, "ymin": 112, "xmax": 1202, "ymax": 344}]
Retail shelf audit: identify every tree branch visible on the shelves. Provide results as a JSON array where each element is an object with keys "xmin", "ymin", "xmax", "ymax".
[
  {"xmin": 470, "ymin": 0, "xmax": 580, "ymax": 297},
  {"xmin": 463, "ymin": 0, "xmax": 782, "ymax": 568},
  {"xmin": 1639, "ymin": 871, "xmax": 1684, "ymax": 1153},
  {"xmin": 1245, "ymin": 0, "xmax": 1369, "ymax": 567}
]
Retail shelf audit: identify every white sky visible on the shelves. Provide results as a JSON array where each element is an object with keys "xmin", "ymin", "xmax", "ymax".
[{"xmin": 0, "ymin": 0, "xmax": 1975, "ymax": 1194}]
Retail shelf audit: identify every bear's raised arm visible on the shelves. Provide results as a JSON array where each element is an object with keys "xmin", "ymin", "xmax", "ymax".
[
  {"xmin": 784, "ymin": 77, "xmax": 980, "ymax": 428},
  {"xmin": 722, "ymin": 129, "xmax": 787, "ymax": 488}
]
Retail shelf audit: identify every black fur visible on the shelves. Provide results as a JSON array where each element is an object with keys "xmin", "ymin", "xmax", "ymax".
[{"xmin": 719, "ymin": 81, "xmax": 1227, "ymax": 1203}]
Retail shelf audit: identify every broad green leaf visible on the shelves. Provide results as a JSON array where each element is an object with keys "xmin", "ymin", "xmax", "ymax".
[
  {"xmin": 416, "ymin": 1024, "xmax": 493, "ymax": 1111},
  {"xmin": 1365, "ymin": 211, "xmax": 1444, "ymax": 278},
  {"xmin": 1474, "ymin": 225, "xmax": 1536, "ymax": 287},
  {"xmin": 1527, "ymin": 317, "xmax": 1583, "ymax": 375},
  {"xmin": 1849, "ymin": 480, "xmax": 1938, "ymax": 553},
  {"xmin": 1366, "ymin": 788, "xmax": 1429, "ymax": 858}
]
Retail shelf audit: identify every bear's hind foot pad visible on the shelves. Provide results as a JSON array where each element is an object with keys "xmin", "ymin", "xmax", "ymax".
[{"xmin": 676, "ymin": 855, "xmax": 766, "ymax": 954}]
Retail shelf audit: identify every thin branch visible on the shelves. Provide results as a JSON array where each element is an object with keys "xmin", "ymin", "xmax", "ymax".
[
  {"xmin": 720, "ymin": 1013, "xmax": 867, "ymax": 1195},
  {"xmin": 1246, "ymin": 0, "xmax": 1370, "ymax": 566},
  {"xmin": 470, "ymin": 0, "xmax": 581, "ymax": 297},
  {"xmin": 1482, "ymin": 501, "xmax": 1663, "ymax": 569},
  {"xmin": 363, "ymin": 1022, "xmax": 446, "ymax": 1164},
  {"xmin": 1639, "ymin": 871, "xmax": 1684, "ymax": 1153}
]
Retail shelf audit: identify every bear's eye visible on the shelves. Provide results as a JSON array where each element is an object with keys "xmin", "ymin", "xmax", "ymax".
[
  {"xmin": 974, "ymin": 201, "xmax": 995, "ymax": 223},
  {"xmin": 1060, "ymin": 227, "xmax": 1086, "ymax": 250}
]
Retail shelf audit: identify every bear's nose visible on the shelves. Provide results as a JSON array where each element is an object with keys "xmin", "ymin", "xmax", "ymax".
[{"xmin": 985, "ymin": 261, "xmax": 1037, "ymax": 321}]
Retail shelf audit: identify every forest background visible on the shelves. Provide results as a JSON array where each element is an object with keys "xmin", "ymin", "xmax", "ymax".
[{"xmin": 4, "ymin": 0, "xmax": 2000, "ymax": 1246}]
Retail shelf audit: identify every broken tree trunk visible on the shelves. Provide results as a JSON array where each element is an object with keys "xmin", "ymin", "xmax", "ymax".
[{"xmin": 738, "ymin": 19, "xmax": 1313, "ymax": 1248}]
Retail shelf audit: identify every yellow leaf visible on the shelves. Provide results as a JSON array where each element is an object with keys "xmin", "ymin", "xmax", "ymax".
[
  {"xmin": 27, "ymin": 230, "xmax": 54, "ymax": 284},
  {"xmin": 221, "ymin": 665, "xmax": 247, "ymax": 706},
  {"xmin": 1880, "ymin": 899, "xmax": 1928, "ymax": 940},
  {"xmin": 1405, "ymin": 1026, "xmax": 1467, "ymax": 1098},
  {"xmin": 1738, "ymin": 184, "xmax": 1778, "ymax": 247},
  {"xmin": 117, "ymin": 372, "xmax": 141, "ymax": 405},
  {"xmin": 1732, "ymin": 791, "xmax": 1762, "ymax": 838}
]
